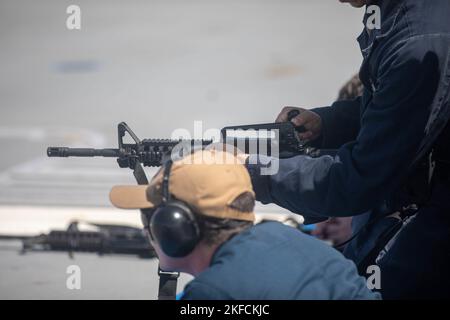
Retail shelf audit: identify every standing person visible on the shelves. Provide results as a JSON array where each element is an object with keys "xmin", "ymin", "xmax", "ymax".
[
  {"xmin": 312, "ymin": 74, "xmax": 363, "ymax": 248},
  {"xmin": 245, "ymin": 0, "xmax": 450, "ymax": 299}
]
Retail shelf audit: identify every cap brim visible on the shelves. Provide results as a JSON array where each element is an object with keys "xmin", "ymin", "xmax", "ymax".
[{"xmin": 109, "ymin": 185, "xmax": 154, "ymax": 209}]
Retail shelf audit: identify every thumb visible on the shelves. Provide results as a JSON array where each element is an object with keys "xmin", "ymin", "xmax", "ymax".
[{"xmin": 290, "ymin": 114, "xmax": 307, "ymax": 127}]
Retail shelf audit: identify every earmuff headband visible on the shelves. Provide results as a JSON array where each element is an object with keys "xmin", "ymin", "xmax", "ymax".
[{"xmin": 162, "ymin": 160, "xmax": 173, "ymax": 203}]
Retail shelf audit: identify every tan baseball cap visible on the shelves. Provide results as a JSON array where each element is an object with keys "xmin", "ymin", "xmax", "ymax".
[{"xmin": 109, "ymin": 149, "xmax": 255, "ymax": 222}]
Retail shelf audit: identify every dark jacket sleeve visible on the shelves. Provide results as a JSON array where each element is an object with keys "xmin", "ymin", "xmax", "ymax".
[
  {"xmin": 310, "ymin": 97, "xmax": 362, "ymax": 149},
  {"xmin": 247, "ymin": 37, "xmax": 441, "ymax": 221}
]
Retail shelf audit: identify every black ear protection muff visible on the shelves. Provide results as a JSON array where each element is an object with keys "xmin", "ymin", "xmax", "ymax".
[{"xmin": 148, "ymin": 160, "xmax": 201, "ymax": 258}]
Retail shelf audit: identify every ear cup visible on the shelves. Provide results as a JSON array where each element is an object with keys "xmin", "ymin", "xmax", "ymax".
[{"xmin": 150, "ymin": 200, "xmax": 201, "ymax": 258}]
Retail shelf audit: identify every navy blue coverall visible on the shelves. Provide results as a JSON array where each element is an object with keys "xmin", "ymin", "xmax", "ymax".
[{"xmin": 246, "ymin": 0, "xmax": 450, "ymax": 299}]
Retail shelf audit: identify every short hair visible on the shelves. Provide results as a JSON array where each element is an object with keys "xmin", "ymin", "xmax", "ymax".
[{"xmin": 196, "ymin": 192, "xmax": 255, "ymax": 246}]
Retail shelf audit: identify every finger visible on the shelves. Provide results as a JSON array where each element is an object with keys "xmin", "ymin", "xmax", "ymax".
[
  {"xmin": 327, "ymin": 217, "xmax": 340, "ymax": 225},
  {"xmin": 290, "ymin": 115, "xmax": 307, "ymax": 127},
  {"xmin": 312, "ymin": 224, "xmax": 325, "ymax": 234},
  {"xmin": 275, "ymin": 107, "xmax": 295, "ymax": 123},
  {"xmin": 287, "ymin": 109, "xmax": 301, "ymax": 121},
  {"xmin": 327, "ymin": 224, "xmax": 344, "ymax": 233},
  {"xmin": 299, "ymin": 131, "xmax": 313, "ymax": 140},
  {"xmin": 311, "ymin": 228, "xmax": 327, "ymax": 239},
  {"xmin": 311, "ymin": 229, "xmax": 320, "ymax": 236},
  {"xmin": 327, "ymin": 230, "xmax": 346, "ymax": 243}
]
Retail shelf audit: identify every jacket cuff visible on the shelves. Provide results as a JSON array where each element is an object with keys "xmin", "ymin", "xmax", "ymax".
[{"xmin": 310, "ymin": 106, "xmax": 333, "ymax": 148}]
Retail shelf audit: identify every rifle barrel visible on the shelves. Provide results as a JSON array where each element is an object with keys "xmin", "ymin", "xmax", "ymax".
[{"xmin": 47, "ymin": 147, "xmax": 120, "ymax": 158}]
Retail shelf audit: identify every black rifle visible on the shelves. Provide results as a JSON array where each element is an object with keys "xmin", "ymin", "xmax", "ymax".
[
  {"xmin": 47, "ymin": 121, "xmax": 333, "ymax": 169},
  {"xmin": 21, "ymin": 221, "xmax": 155, "ymax": 259}
]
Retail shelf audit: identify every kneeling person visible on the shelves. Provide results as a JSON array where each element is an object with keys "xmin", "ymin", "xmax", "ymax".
[{"xmin": 110, "ymin": 150, "xmax": 379, "ymax": 300}]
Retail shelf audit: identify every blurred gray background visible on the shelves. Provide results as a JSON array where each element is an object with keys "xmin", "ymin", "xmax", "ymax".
[{"xmin": 0, "ymin": 0, "xmax": 364, "ymax": 299}]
